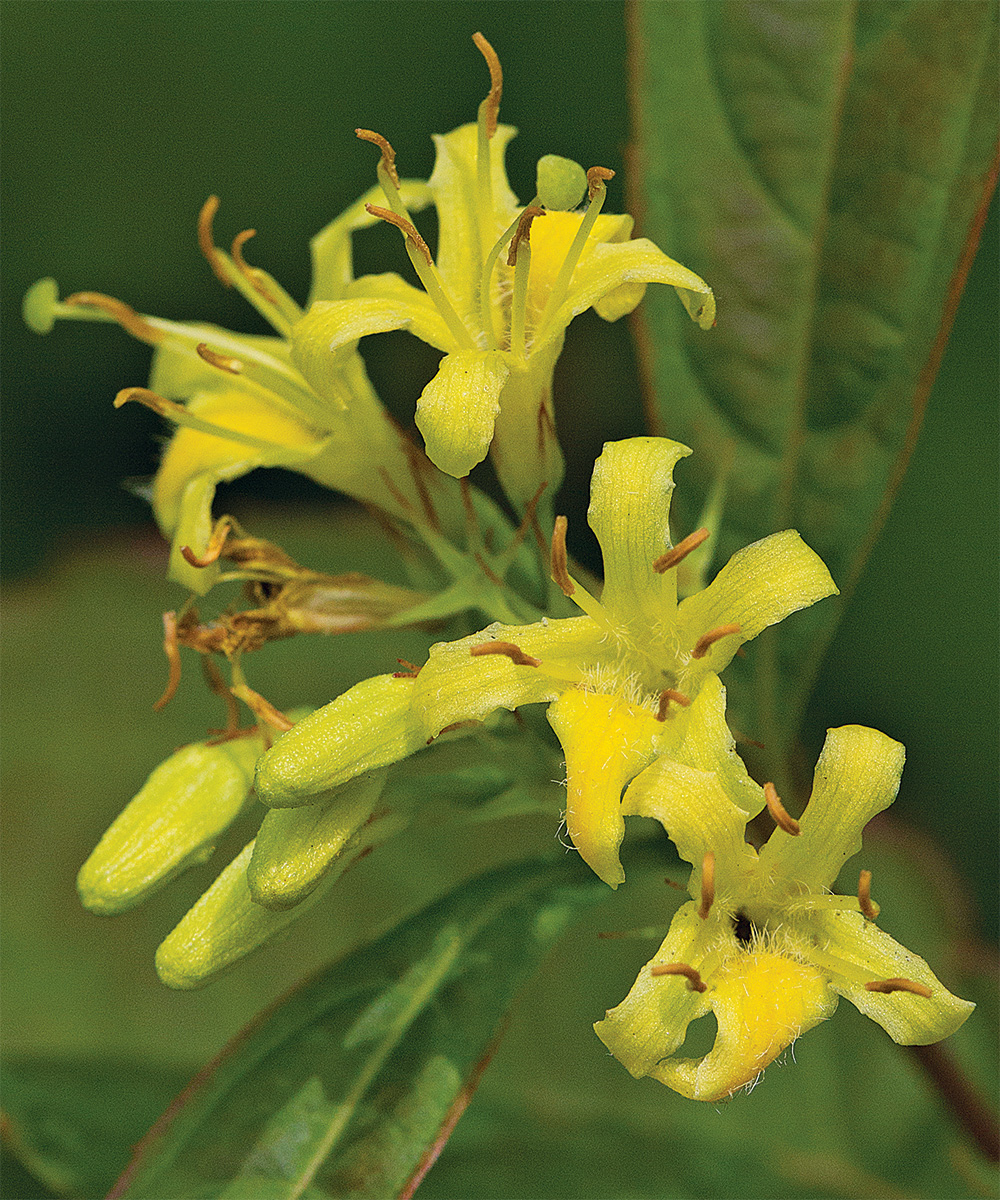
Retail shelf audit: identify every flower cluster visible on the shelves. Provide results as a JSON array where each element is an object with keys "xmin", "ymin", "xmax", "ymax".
[{"xmin": 34, "ymin": 31, "xmax": 972, "ymax": 1102}]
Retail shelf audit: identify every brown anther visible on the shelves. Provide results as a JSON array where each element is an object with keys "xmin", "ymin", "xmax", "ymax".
[
  {"xmin": 470, "ymin": 640, "xmax": 541, "ymax": 668},
  {"xmin": 764, "ymin": 781, "xmax": 801, "ymax": 836},
  {"xmin": 196, "ymin": 343, "xmax": 243, "ymax": 374},
  {"xmin": 393, "ymin": 659, "xmax": 421, "ymax": 679},
  {"xmin": 586, "ymin": 166, "xmax": 615, "ymax": 200},
  {"xmin": 197, "ymin": 195, "xmax": 231, "ymax": 286},
  {"xmin": 656, "ymin": 689, "xmax": 692, "ymax": 721},
  {"xmin": 364, "ymin": 204, "xmax": 433, "ymax": 265},
  {"xmin": 230, "ymin": 230, "xmax": 278, "ymax": 303},
  {"xmin": 858, "ymin": 869, "xmax": 878, "ymax": 921},
  {"xmin": 153, "ymin": 611, "xmax": 182, "ymax": 711},
  {"xmin": 691, "ymin": 623, "xmax": 741, "ymax": 659},
  {"xmin": 179, "ymin": 516, "xmax": 234, "ymax": 569},
  {"xmin": 864, "ymin": 977, "xmax": 933, "ymax": 998},
  {"xmin": 652, "ymin": 528, "xmax": 710, "ymax": 574},
  {"xmin": 355, "ymin": 128, "xmax": 400, "ymax": 189},
  {"xmin": 550, "ymin": 515, "xmax": 575, "ymax": 596},
  {"xmin": 650, "ymin": 962, "xmax": 707, "ymax": 993},
  {"xmin": 472, "ymin": 32, "xmax": 503, "ymax": 137},
  {"xmin": 697, "ymin": 850, "xmax": 715, "ymax": 919},
  {"xmin": 507, "ymin": 206, "xmax": 545, "ymax": 267},
  {"xmin": 114, "ymin": 387, "xmax": 188, "ymax": 419},
  {"xmin": 63, "ymin": 292, "xmax": 163, "ymax": 345}
]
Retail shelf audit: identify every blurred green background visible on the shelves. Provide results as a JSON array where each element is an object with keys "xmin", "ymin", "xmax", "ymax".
[{"xmin": 2, "ymin": 2, "xmax": 997, "ymax": 1195}]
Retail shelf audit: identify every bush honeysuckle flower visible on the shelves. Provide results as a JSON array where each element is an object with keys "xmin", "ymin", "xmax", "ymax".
[
  {"xmin": 595, "ymin": 726, "xmax": 975, "ymax": 1101},
  {"xmin": 23, "ymin": 186, "xmax": 483, "ymax": 597},
  {"xmin": 256, "ymin": 436, "xmax": 838, "ymax": 888},
  {"xmin": 295, "ymin": 33, "xmax": 715, "ymax": 514}
]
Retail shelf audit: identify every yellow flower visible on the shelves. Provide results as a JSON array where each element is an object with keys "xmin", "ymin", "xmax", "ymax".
[
  {"xmin": 295, "ymin": 34, "xmax": 714, "ymax": 513},
  {"xmin": 256, "ymin": 436, "xmax": 837, "ymax": 888},
  {"xmin": 595, "ymin": 726, "xmax": 974, "ymax": 1101}
]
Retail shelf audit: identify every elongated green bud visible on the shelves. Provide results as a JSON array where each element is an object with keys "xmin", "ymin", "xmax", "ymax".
[
  {"xmin": 536, "ymin": 155, "xmax": 587, "ymax": 211},
  {"xmin": 77, "ymin": 736, "xmax": 263, "ymax": 915}
]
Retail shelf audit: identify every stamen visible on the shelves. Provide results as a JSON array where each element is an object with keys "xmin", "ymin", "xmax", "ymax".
[
  {"xmin": 864, "ymin": 978, "xmax": 933, "ymax": 998},
  {"xmin": 230, "ymin": 230, "xmax": 278, "ymax": 304},
  {"xmin": 550, "ymin": 515, "xmax": 574, "ymax": 596},
  {"xmin": 364, "ymin": 203, "xmax": 432, "ymax": 265},
  {"xmin": 650, "ymin": 962, "xmax": 707, "ymax": 993},
  {"xmin": 63, "ymin": 292, "xmax": 163, "ymax": 345},
  {"xmin": 656, "ymin": 689, "xmax": 691, "ymax": 721},
  {"xmin": 472, "ymin": 32, "xmax": 503, "ymax": 137},
  {"xmin": 153, "ymin": 611, "xmax": 182, "ymax": 711},
  {"xmin": 114, "ymin": 388, "xmax": 282, "ymax": 451},
  {"xmin": 653, "ymin": 528, "xmax": 710, "ymax": 574},
  {"xmin": 197, "ymin": 195, "xmax": 231, "ymax": 286},
  {"xmin": 507, "ymin": 206, "xmax": 545, "ymax": 267},
  {"xmin": 697, "ymin": 850, "xmax": 715, "ymax": 919},
  {"xmin": 470, "ymin": 640, "xmax": 541, "ymax": 668},
  {"xmin": 691, "ymin": 623, "xmax": 741, "ymax": 659},
  {"xmin": 586, "ymin": 165, "xmax": 615, "ymax": 201},
  {"xmin": 196, "ymin": 343, "xmax": 243, "ymax": 374},
  {"xmin": 180, "ymin": 516, "xmax": 234, "ymax": 569},
  {"xmin": 355, "ymin": 128, "xmax": 400, "ymax": 189},
  {"xmin": 858, "ymin": 869, "xmax": 879, "ymax": 921},
  {"xmin": 764, "ymin": 782, "xmax": 801, "ymax": 836}
]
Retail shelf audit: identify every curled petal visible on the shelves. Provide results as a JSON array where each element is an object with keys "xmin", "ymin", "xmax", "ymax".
[
  {"xmin": 587, "ymin": 436, "xmax": 692, "ymax": 631},
  {"xmin": 677, "ymin": 529, "xmax": 838, "ymax": 673},
  {"xmin": 758, "ymin": 724, "xmax": 905, "ymax": 891},
  {"xmin": 255, "ymin": 675, "xmax": 425, "ymax": 808},
  {"xmin": 651, "ymin": 950, "xmax": 837, "ymax": 1101},
  {"xmin": 547, "ymin": 689, "xmax": 661, "ymax": 888},
  {"xmin": 812, "ymin": 909, "xmax": 974, "ymax": 1045},
  {"xmin": 415, "ymin": 350, "xmax": 510, "ymax": 478}
]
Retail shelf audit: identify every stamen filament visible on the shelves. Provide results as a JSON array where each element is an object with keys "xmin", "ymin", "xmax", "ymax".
[
  {"xmin": 473, "ymin": 32, "xmax": 502, "ymax": 267},
  {"xmin": 697, "ymin": 851, "xmax": 715, "ymax": 919},
  {"xmin": 113, "ymin": 388, "xmax": 295, "ymax": 452},
  {"xmin": 858, "ymin": 869, "xmax": 879, "ymax": 921},
  {"xmin": 653, "ymin": 528, "xmax": 710, "ymax": 574},
  {"xmin": 508, "ymin": 207, "xmax": 545, "ymax": 358},
  {"xmin": 478, "ymin": 200, "xmax": 539, "ymax": 349},
  {"xmin": 865, "ymin": 978, "xmax": 933, "ymax": 998},
  {"xmin": 534, "ymin": 166, "xmax": 615, "ymax": 343},
  {"xmin": 650, "ymin": 962, "xmax": 708, "ymax": 993},
  {"xmin": 365, "ymin": 204, "xmax": 477, "ymax": 351},
  {"xmin": 691, "ymin": 623, "xmax": 741, "ymax": 659},
  {"xmin": 764, "ymin": 782, "xmax": 801, "ymax": 836}
]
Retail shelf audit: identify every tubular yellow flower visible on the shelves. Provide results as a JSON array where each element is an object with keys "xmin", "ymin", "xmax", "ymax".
[
  {"xmin": 595, "ymin": 726, "xmax": 975, "ymax": 1101},
  {"xmin": 256, "ymin": 436, "xmax": 838, "ymax": 888},
  {"xmin": 296, "ymin": 34, "xmax": 715, "ymax": 514}
]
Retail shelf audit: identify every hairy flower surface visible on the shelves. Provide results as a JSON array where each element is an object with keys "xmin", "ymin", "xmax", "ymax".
[
  {"xmin": 595, "ymin": 726, "xmax": 975, "ymax": 1101},
  {"xmin": 296, "ymin": 34, "xmax": 714, "ymax": 512},
  {"xmin": 257, "ymin": 436, "xmax": 837, "ymax": 887}
]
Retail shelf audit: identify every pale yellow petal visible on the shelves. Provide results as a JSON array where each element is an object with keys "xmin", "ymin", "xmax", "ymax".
[{"xmin": 415, "ymin": 350, "xmax": 510, "ymax": 478}]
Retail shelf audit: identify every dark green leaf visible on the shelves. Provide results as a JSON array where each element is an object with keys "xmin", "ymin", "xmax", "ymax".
[
  {"xmin": 109, "ymin": 859, "xmax": 604, "ymax": 1200},
  {"xmin": 632, "ymin": 0, "xmax": 998, "ymax": 755},
  {"xmin": 1, "ymin": 1057, "xmax": 187, "ymax": 1199}
]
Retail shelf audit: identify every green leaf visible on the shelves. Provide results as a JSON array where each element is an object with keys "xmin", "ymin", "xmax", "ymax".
[
  {"xmin": 109, "ymin": 859, "xmax": 604, "ymax": 1200},
  {"xmin": 632, "ymin": 0, "xmax": 999, "ymax": 755},
  {"xmin": 1, "ymin": 1056, "xmax": 188, "ymax": 1199}
]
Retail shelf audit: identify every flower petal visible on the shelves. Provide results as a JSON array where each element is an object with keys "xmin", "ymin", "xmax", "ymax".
[
  {"xmin": 758, "ymin": 725, "xmax": 905, "ymax": 891},
  {"xmin": 412, "ymin": 618, "xmax": 600, "ymax": 737},
  {"xmin": 415, "ymin": 350, "xmax": 510, "ymax": 478},
  {"xmin": 77, "ymin": 735, "xmax": 261, "ymax": 915},
  {"xmin": 526, "ymin": 211, "xmax": 634, "ymax": 328},
  {"xmin": 545, "ymin": 238, "xmax": 716, "ymax": 340},
  {"xmin": 309, "ymin": 180, "xmax": 434, "ymax": 304},
  {"xmin": 594, "ymin": 901, "xmax": 714, "ymax": 1077},
  {"xmin": 254, "ymin": 675, "xmax": 425, "ymax": 808},
  {"xmin": 651, "ymin": 950, "xmax": 837, "ymax": 1101},
  {"xmin": 587, "ymin": 436, "xmax": 692, "ymax": 631},
  {"xmin": 676, "ymin": 529, "xmax": 838, "ymax": 675},
  {"xmin": 622, "ymin": 759, "xmax": 756, "ymax": 887},
  {"xmin": 811, "ymin": 909, "xmax": 975, "ymax": 1044},
  {"xmin": 547, "ymin": 689, "xmax": 661, "ymax": 888}
]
